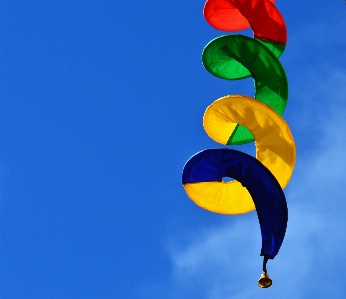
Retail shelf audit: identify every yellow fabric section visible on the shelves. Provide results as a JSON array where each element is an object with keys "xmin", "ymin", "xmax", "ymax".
[
  {"xmin": 184, "ymin": 182, "xmax": 255, "ymax": 214},
  {"xmin": 204, "ymin": 108, "xmax": 238, "ymax": 144},
  {"xmin": 185, "ymin": 95, "xmax": 296, "ymax": 215}
]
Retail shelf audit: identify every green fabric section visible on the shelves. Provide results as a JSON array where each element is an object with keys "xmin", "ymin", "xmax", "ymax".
[
  {"xmin": 202, "ymin": 35, "xmax": 288, "ymax": 145},
  {"xmin": 227, "ymin": 124, "xmax": 254, "ymax": 145},
  {"xmin": 256, "ymin": 38, "xmax": 286, "ymax": 58}
]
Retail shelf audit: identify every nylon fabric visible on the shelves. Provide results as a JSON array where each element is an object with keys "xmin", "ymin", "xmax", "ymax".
[
  {"xmin": 182, "ymin": 149, "xmax": 288, "ymax": 258},
  {"xmin": 203, "ymin": 0, "xmax": 278, "ymax": 33},
  {"xmin": 184, "ymin": 181, "xmax": 255, "ymax": 213},
  {"xmin": 203, "ymin": 0, "xmax": 286, "ymax": 59},
  {"xmin": 181, "ymin": 0, "xmax": 292, "ymax": 268},
  {"xmin": 203, "ymin": 95, "xmax": 296, "ymax": 189},
  {"xmin": 202, "ymin": 35, "xmax": 288, "ymax": 144}
]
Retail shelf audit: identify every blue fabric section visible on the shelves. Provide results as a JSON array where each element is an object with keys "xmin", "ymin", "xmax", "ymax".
[{"xmin": 182, "ymin": 149, "xmax": 288, "ymax": 259}]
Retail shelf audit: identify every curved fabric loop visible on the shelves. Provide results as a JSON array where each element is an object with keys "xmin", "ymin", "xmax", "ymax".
[
  {"xmin": 182, "ymin": 148, "xmax": 288, "ymax": 258},
  {"xmin": 204, "ymin": 0, "xmax": 286, "ymax": 61},
  {"xmin": 203, "ymin": 0, "xmax": 277, "ymax": 33},
  {"xmin": 202, "ymin": 35, "xmax": 288, "ymax": 144},
  {"xmin": 203, "ymin": 95, "xmax": 296, "ymax": 189}
]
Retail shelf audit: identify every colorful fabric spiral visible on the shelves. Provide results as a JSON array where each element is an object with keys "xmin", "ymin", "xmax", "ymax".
[{"xmin": 182, "ymin": 0, "xmax": 296, "ymax": 268}]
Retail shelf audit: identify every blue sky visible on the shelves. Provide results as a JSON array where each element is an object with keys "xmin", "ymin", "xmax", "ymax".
[{"xmin": 1, "ymin": 0, "xmax": 346, "ymax": 298}]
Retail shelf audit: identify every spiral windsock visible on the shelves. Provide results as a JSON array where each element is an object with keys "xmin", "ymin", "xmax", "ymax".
[{"xmin": 182, "ymin": 0, "xmax": 296, "ymax": 283}]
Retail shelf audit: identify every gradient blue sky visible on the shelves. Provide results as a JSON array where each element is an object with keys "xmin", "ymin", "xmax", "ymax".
[{"xmin": 1, "ymin": 0, "xmax": 346, "ymax": 298}]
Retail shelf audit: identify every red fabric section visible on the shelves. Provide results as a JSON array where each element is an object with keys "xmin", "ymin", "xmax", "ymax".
[{"xmin": 203, "ymin": 0, "xmax": 286, "ymax": 44}]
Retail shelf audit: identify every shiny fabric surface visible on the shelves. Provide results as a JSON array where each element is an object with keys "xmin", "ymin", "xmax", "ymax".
[{"xmin": 182, "ymin": 149, "xmax": 287, "ymax": 258}]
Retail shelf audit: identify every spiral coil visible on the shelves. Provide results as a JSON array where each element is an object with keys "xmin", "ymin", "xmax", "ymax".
[{"xmin": 182, "ymin": 0, "xmax": 296, "ymax": 215}]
